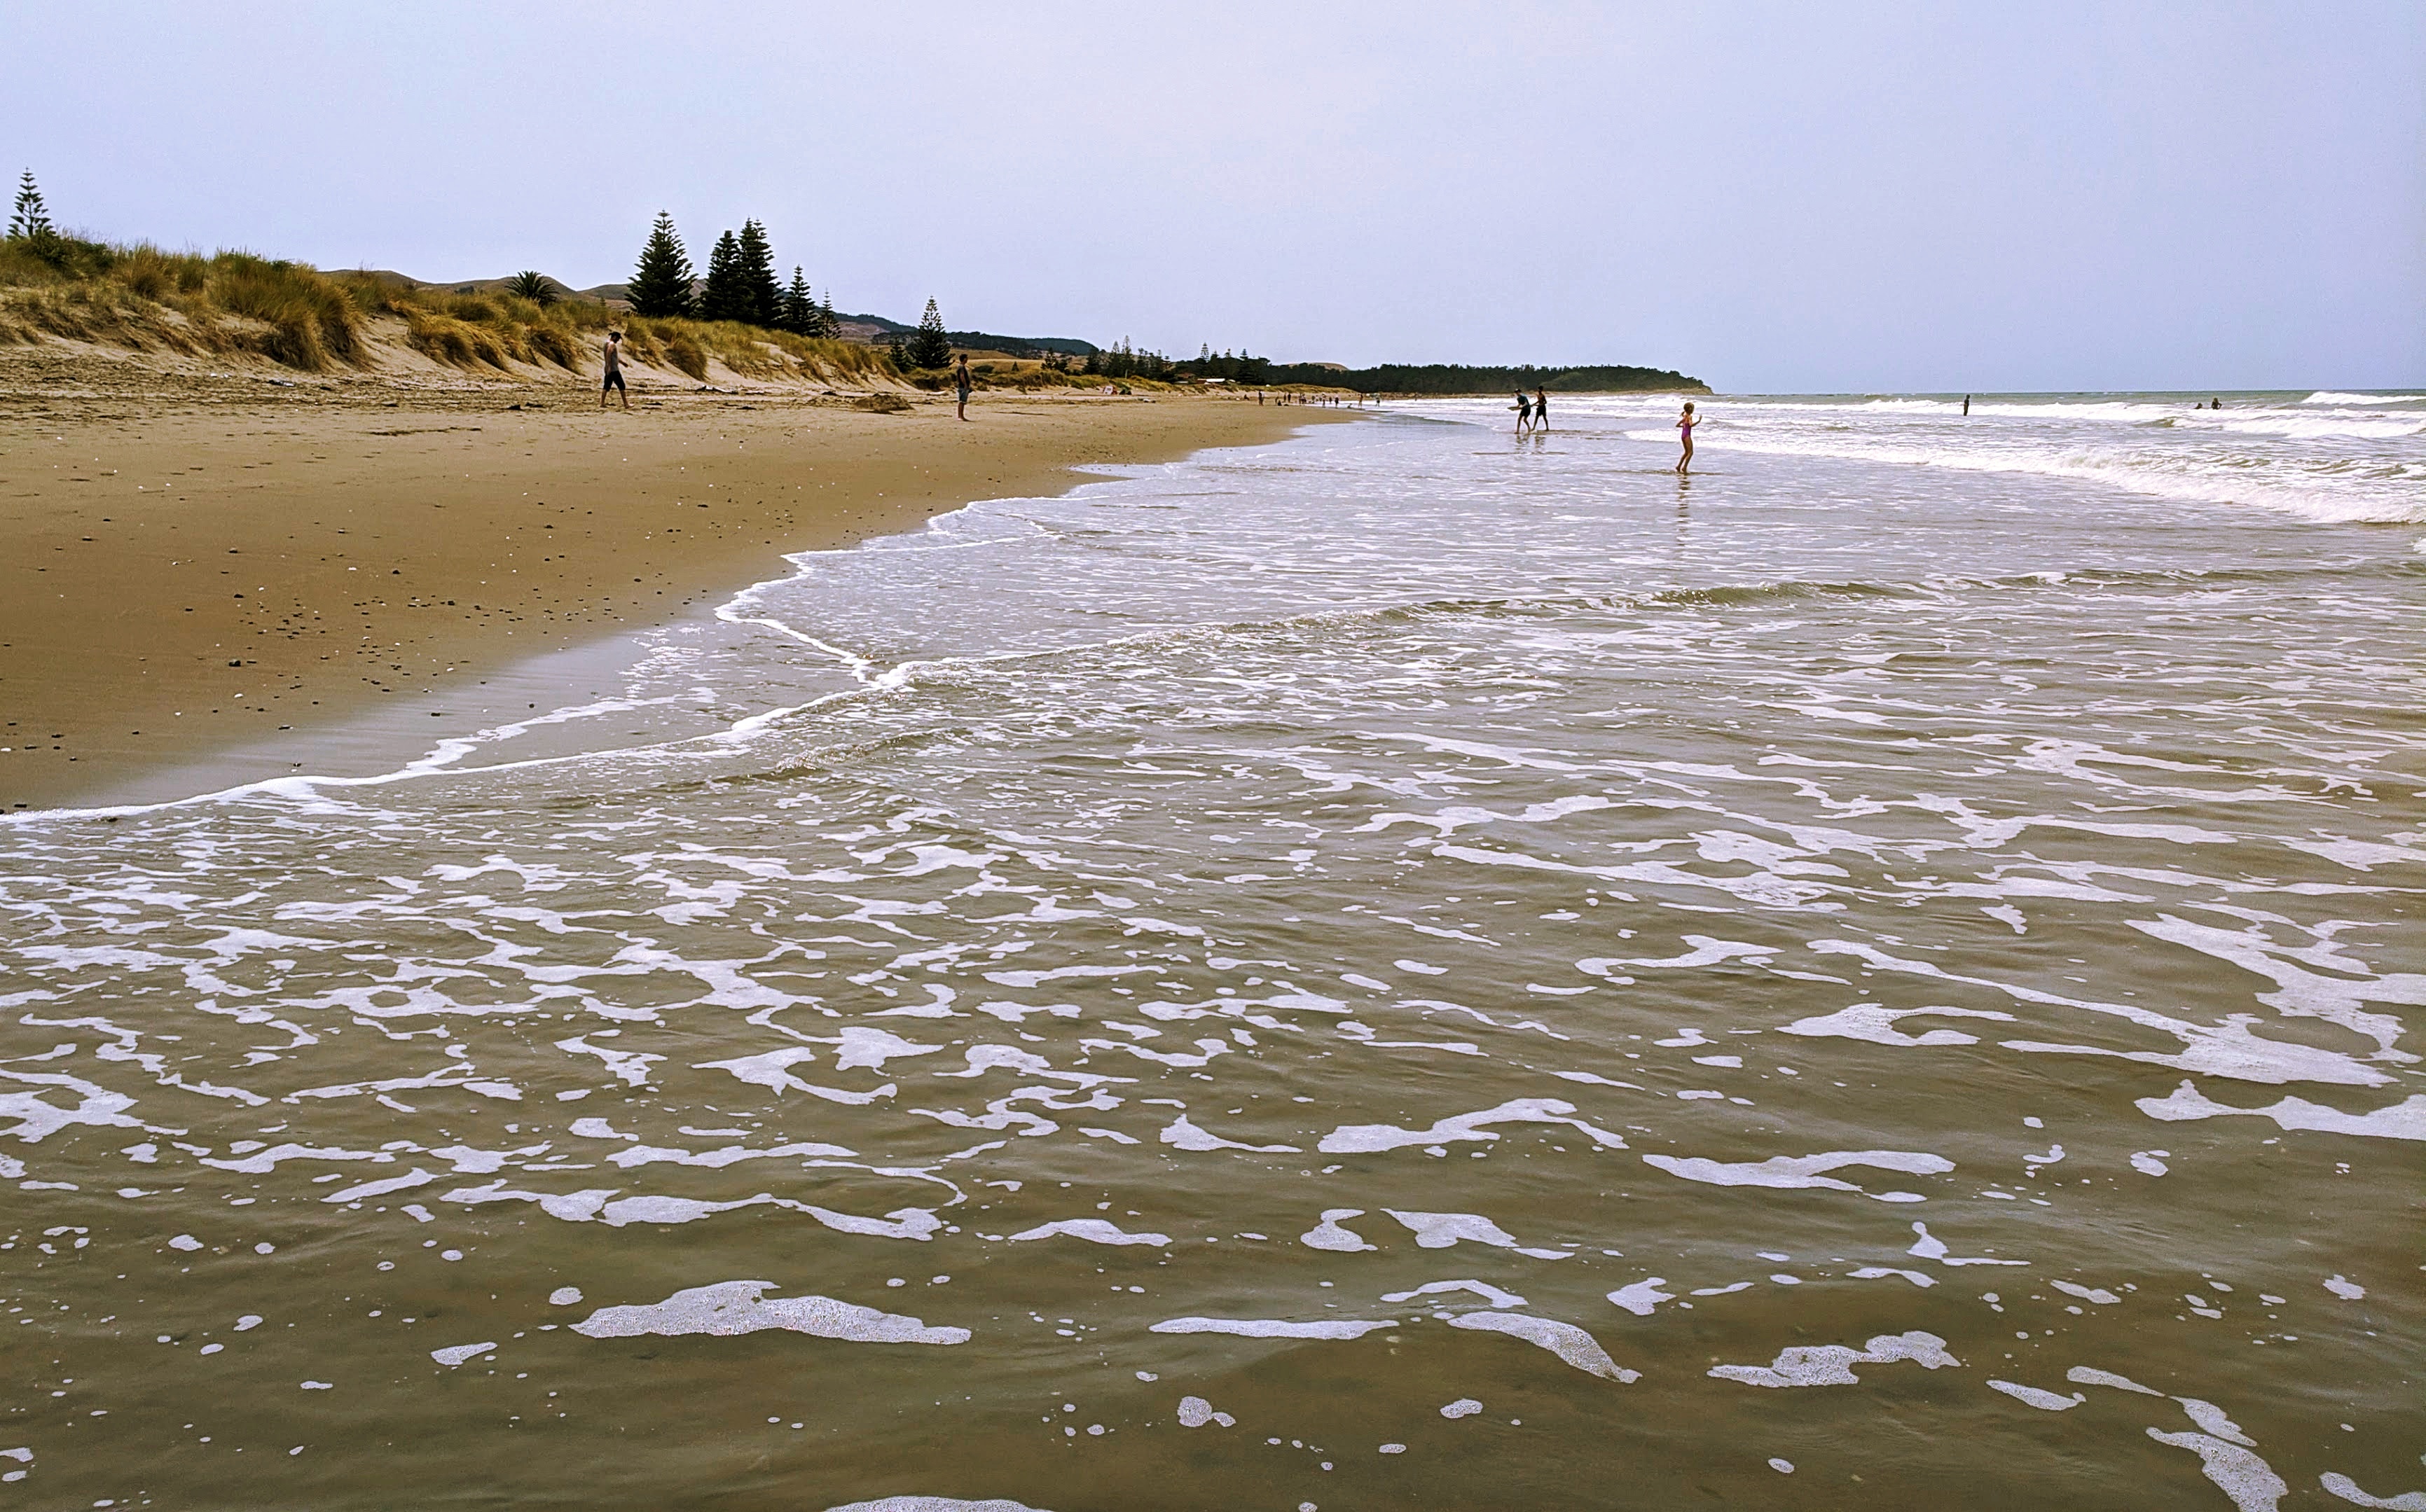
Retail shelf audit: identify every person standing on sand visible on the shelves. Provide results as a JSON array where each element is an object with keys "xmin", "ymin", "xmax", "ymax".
[
  {"xmin": 1675, "ymin": 400, "xmax": 1698, "ymax": 473},
  {"xmin": 1534, "ymin": 388, "xmax": 1550, "ymax": 433},
  {"xmin": 600, "ymin": 329, "xmax": 629, "ymax": 411},
  {"xmin": 954, "ymin": 354, "xmax": 973, "ymax": 421}
]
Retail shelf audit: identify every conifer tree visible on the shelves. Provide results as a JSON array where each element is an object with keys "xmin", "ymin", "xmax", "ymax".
[
  {"xmin": 819, "ymin": 291, "xmax": 837, "ymax": 339},
  {"xmin": 8, "ymin": 170, "xmax": 57, "ymax": 243},
  {"xmin": 699, "ymin": 230, "xmax": 746, "ymax": 323},
  {"xmin": 628, "ymin": 211, "xmax": 695, "ymax": 318},
  {"xmin": 907, "ymin": 298, "xmax": 952, "ymax": 370},
  {"xmin": 738, "ymin": 220, "xmax": 781, "ymax": 328},
  {"xmin": 779, "ymin": 268, "xmax": 816, "ymax": 336}
]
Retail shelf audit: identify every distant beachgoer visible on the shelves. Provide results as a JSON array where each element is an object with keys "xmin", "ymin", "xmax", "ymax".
[
  {"xmin": 1534, "ymin": 388, "xmax": 1549, "ymax": 432},
  {"xmin": 600, "ymin": 330, "xmax": 629, "ymax": 410},
  {"xmin": 954, "ymin": 354, "xmax": 973, "ymax": 421},
  {"xmin": 1962, "ymin": 394, "xmax": 1970, "ymax": 416},
  {"xmin": 2212, "ymin": 397, "xmax": 2222, "ymax": 409},
  {"xmin": 1675, "ymin": 401, "xmax": 1698, "ymax": 473},
  {"xmin": 1514, "ymin": 390, "xmax": 1531, "ymax": 433}
]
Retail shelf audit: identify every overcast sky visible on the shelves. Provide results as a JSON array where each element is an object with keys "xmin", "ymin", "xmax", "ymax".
[{"xmin": 8, "ymin": 1, "xmax": 2419, "ymax": 391}]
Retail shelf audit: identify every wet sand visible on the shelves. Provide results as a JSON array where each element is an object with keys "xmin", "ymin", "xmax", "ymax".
[{"xmin": 0, "ymin": 356, "xmax": 1341, "ymax": 810}]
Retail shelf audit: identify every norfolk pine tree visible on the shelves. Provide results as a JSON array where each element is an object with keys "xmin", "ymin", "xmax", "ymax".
[
  {"xmin": 699, "ymin": 230, "xmax": 747, "ymax": 324},
  {"xmin": 738, "ymin": 220, "xmax": 781, "ymax": 328},
  {"xmin": 8, "ymin": 171, "xmax": 56, "ymax": 242},
  {"xmin": 780, "ymin": 268, "xmax": 817, "ymax": 336},
  {"xmin": 627, "ymin": 211, "xmax": 695, "ymax": 317},
  {"xmin": 907, "ymin": 298, "xmax": 952, "ymax": 370}
]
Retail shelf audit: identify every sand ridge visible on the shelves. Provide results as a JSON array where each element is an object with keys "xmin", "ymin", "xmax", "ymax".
[{"xmin": 0, "ymin": 354, "xmax": 1346, "ymax": 809}]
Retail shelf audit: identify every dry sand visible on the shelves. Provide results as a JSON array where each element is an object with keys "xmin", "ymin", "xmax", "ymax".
[{"xmin": 1, "ymin": 350, "xmax": 1345, "ymax": 810}]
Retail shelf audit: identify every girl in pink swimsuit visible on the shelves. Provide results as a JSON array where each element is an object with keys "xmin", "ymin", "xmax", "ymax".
[{"xmin": 1676, "ymin": 401, "xmax": 1697, "ymax": 473}]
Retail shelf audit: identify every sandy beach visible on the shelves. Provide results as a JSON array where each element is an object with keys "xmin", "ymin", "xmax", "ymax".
[{"xmin": 0, "ymin": 351, "xmax": 1342, "ymax": 810}]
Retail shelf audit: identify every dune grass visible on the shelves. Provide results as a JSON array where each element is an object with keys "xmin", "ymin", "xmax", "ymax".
[
  {"xmin": 0, "ymin": 240, "xmax": 366, "ymax": 368},
  {"xmin": 0, "ymin": 235, "xmax": 902, "ymax": 387}
]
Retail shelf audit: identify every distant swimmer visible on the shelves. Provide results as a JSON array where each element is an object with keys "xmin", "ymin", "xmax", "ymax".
[
  {"xmin": 1514, "ymin": 390, "xmax": 1532, "ymax": 433},
  {"xmin": 600, "ymin": 329, "xmax": 629, "ymax": 411},
  {"xmin": 2212, "ymin": 398, "xmax": 2222, "ymax": 409},
  {"xmin": 1962, "ymin": 394, "xmax": 1970, "ymax": 416},
  {"xmin": 1675, "ymin": 401, "xmax": 1698, "ymax": 473},
  {"xmin": 1534, "ymin": 387, "xmax": 1549, "ymax": 432}
]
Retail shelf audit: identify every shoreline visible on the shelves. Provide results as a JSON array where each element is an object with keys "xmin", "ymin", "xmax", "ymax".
[{"xmin": 1, "ymin": 356, "xmax": 1353, "ymax": 811}]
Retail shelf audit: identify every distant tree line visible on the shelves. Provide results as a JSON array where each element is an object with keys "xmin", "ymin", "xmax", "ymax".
[
  {"xmin": 1266, "ymin": 361, "xmax": 1706, "ymax": 394},
  {"xmin": 1171, "ymin": 351, "xmax": 1705, "ymax": 394},
  {"xmin": 628, "ymin": 211, "xmax": 840, "ymax": 340},
  {"xmin": 1078, "ymin": 339, "xmax": 1177, "ymax": 381}
]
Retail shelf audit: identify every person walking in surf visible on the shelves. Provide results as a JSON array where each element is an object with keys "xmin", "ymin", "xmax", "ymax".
[
  {"xmin": 1533, "ymin": 387, "xmax": 1549, "ymax": 433},
  {"xmin": 1514, "ymin": 389, "xmax": 1532, "ymax": 433},
  {"xmin": 600, "ymin": 329, "xmax": 630, "ymax": 411},
  {"xmin": 1675, "ymin": 401, "xmax": 1698, "ymax": 473}
]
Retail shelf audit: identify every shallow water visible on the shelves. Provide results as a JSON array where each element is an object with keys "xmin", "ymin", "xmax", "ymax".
[{"xmin": 4, "ymin": 391, "xmax": 2422, "ymax": 1510}]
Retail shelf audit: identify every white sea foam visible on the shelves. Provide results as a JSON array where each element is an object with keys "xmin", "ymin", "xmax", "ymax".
[
  {"xmin": 1007, "ymin": 1219, "xmax": 1169, "ymax": 1247},
  {"xmin": 1384, "ymin": 1209, "xmax": 1570, "ymax": 1258},
  {"xmin": 431, "ymin": 1342, "xmax": 495, "ymax": 1366},
  {"xmin": 1907, "ymin": 1223, "xmax": 2027, "ymax": 1267},
  {"xmin": 1149, "ymin": 1317, "xmax": 1395, "ymax": 1340},
  {"xmin": 571, "ymin": 1282, "xmax": 969, "ymax": 1345},
  {"xmin": 1642, "ymin": 1149, "xmax": 1952, "ymax": 1198},
  {"xmin": 2319, "ymin": 1472, "xmax": 2426, "ymax": 1509},
  {"xmin": 1606, "ymin": 1277, "xmax": 1676, "ymax": 1315},
  {"xmin": 1709, "ymin": 1331, "xmax": 1959, "ymax": 1387},
  {"xmin": 1987, "ymin": 1380, "xmax": 2083, "ymax": 1411},
  {"xmin": 1447, "ymin": 1312, "xmax": 1639, "ymax": 1382},
  {"xmin": 1299, "ymin": 1209, "xmax": 1377, "ymax": 1253},
  {"xmin": 2067, "ymin": 1366, "xmax": 2163, "ymax": 1396},
  {"xmin": 1382, "ymin": 1279, "xmax": 1528, "ymax": 1309},
  {"xmin": 2136, "ymin": 1083, "xmax": 2426, "ymax": 1142},
  {"xmin": 1319, "ymin": 1098, "xmax": 1627, "ymax": 1153},
  {"xmin": 2146, "ymin": 1429, "xmax": 2287, "ymax": 1512}
]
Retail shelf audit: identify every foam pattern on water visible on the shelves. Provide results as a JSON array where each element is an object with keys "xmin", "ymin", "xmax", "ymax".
[{"xmin": 1, "ymin": 408, "xmax": 2420, "ymax": 1508}]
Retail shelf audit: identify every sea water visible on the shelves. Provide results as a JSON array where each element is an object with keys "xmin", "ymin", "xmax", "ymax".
[{"xmin": 2, "ymin": 391, "xmax": 2420, "ymax": 1510}]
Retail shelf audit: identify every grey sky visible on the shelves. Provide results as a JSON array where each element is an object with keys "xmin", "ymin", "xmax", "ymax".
[{"xmin": 8, "ymin": 1, "xmax": 2419, "ymax": 391}]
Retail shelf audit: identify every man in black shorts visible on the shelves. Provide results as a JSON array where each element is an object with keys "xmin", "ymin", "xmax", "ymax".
[{"xmin": 601, "ymin": 328, "xmax": 629, "ymax": 410}]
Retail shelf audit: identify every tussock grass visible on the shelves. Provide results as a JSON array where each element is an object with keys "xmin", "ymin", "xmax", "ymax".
[
  {"xmin": 0, "ymin": 234, "xmax": 909, "ymax": 387},
  {"xmin": 0, "ymin": 240, "xmax": 363, "ymax": 368}
]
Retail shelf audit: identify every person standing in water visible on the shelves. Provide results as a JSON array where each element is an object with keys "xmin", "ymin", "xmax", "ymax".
[
  {"xmin": 1513, "ymin": 389, "xmax": 1532, "ymax": 433},
  {"xmin": 600, "ymin": 329, "xmax": 630, "ymax": 411},
  {"xmin": 1533, "ymin": 387, "xmax": 1550, "ymax": 432},
  {"xmin": 954, "ymin": 354, "xmax": 973, "ymax": 421},
  {"xmin": 1675, "ymin": 400, "xmax": 1698, "ymax": 473},
  {"xmin": 1962, "ymin": 394, "xmax": 1970, "ymax": 416}
]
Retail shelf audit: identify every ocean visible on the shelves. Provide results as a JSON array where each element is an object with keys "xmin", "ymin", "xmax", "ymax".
[{"xmin": 4, "ymin": 389, "xmax": 2421, "ymax": 1510}]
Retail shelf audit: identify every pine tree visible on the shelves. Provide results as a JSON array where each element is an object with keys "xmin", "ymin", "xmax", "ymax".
[
  {"xmin": 738, "ymin": 220, "xmax": 781, "ymax": 328},
  {"xmin": 819, "ymin": 291, "xmax": 837, "ymax": 339},
  {"xmin": 779, "ymin": 268, "xmax": 816, "ymax": 336},
  {"xmin": 907, "ymin": 298, "xmax": 952, "ymax": 370},
  {"xmin": 699, "ymin": 230, "xmax": 746, "ymax": 323},
  {"xmin": 628, "ymin": 211, "xmax": 695, "ymax": 318},
  {"xmin": 8, "ymin": 170, "xmax": 56, "ymax": 243}
]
